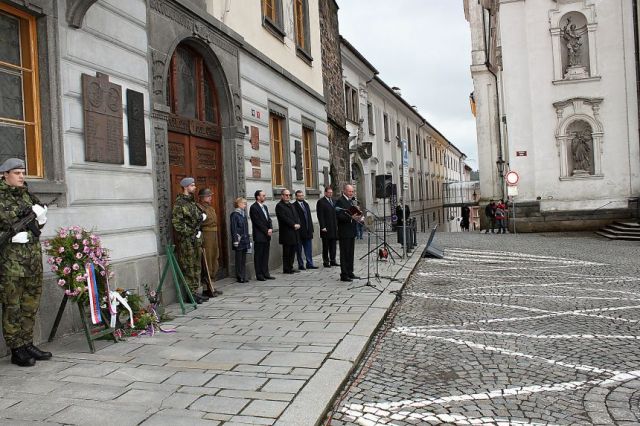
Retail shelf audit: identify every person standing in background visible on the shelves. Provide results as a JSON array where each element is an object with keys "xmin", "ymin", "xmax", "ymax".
[
  {"xmin": 293, "ymin": 190, "xmax": 317, "ymax": 270},
  {"xmin": 230, "ymin": 197, "xmax": 250, "ymax": 283},
  {"xmin": 275, "ymin": 189, "xmax": 301, "ymax": 274},
  {"xmin": 249, "ymin": 190, "xmax": 275, "ymax": 281},
  {"xmin": 316, "ymin": 186, "xmax": 338, "ymax": 267},
  {"xmin": 197, "ymin": 188, "xmax": 222, "ymax": 297}
]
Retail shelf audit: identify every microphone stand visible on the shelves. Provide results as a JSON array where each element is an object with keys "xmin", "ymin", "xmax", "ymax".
[
  {"xmin": 348, "ymin": 218, "xmax": 382, "ymax": 293},
  {"xmin": 358, "ymin": 207, "xmax": 400, "ymax": 262}
]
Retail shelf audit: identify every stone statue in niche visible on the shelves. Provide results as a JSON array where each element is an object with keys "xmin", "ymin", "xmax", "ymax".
[
  {"xmin": 571, "ymin": 129, "xmax": 593, "ymax": 176},
  {"xmin": 562, "ymin": 18, "xmax": 589, "ymax": 80}
]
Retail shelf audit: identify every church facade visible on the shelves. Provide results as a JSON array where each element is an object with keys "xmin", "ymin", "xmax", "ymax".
[{"xmin": 465, "ymin": 0, "xmax": 640, "ymax": 231}]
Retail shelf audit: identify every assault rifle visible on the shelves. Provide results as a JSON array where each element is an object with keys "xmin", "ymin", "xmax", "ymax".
[{"xmin": 0, "ymin": 207, "xmax": 42, "ymax": 250}]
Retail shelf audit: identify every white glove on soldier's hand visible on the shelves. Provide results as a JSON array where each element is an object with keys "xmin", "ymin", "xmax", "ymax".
[
  {"xmin": 202, "ymin": 213, "xmax": 207, "ymax": 221},
  {"xmin": 11, "ymin": 232, "xmax": 29, "ymax": 244},
  {"xmin": 196, "ymin": 231, "xmax": 202, "ymax": 239},
  {"xmin": 32, "ymin": 204, "xmax": 47, "ymax": 225}
]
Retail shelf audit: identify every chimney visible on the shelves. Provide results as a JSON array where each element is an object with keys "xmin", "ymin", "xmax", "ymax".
[{"xmin": 391, "ymin": 86, "xmax": 402, "ymax": 97}]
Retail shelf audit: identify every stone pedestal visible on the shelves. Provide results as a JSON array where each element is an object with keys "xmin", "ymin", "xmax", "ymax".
[{"xmin": 564, "ymin": 65, "xmax": 589, "ymax": 80}]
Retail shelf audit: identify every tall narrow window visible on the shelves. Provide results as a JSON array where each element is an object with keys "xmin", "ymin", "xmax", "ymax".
[
  {"xmin": 344, "ymin": 84, "xmax": 359, "ymax": 123},
  {"xmin": 270, "ymin": 113, "xmax": 285, "ymax": 187},
  {"xmin": 0, "ymin": 4, "xmax": 42, "ymax": 177},
  {"xmin": 396, "ymin": 121, "xmax": 401, "ymax": 146},
  {"xmin": 261, "ymin": 0, "xmax": 284, "ymax": 38},
  {"xmin": 367, "ymin": 103, "xmax": 374, "ymax": 135},
  {"xmin": 293, "ymin": 0, "xmax": 311, "ymax": 61},
  {"xmin": 302, "ymin": 126, "xmax": 314, "ymax": 189},
  {"xmin": 407, "ymin": 127, "xmax": 411, "ymax": 151},
  {"xmin": 383, "ymin": 113, "xmax": 389, "ymax": 141}
]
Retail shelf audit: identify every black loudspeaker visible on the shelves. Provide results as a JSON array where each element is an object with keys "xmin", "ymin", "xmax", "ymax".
[
  {"xmin": 422, "ymin": 224, "xmax": 445, "ymax": 259},
  {"xmin": 375, "ymin": 174, "xmax": 392, "ymax": 199}
]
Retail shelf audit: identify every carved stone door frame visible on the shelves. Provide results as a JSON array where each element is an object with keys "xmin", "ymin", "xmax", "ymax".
[{"xmin": 148, "ymin": 0, "xmax": 244, "ymax": 256}]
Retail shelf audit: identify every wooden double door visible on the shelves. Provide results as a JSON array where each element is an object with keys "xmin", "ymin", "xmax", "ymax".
[{"xmin": 169, "ymin": 131, "xmax": 226, "ymax": 274}]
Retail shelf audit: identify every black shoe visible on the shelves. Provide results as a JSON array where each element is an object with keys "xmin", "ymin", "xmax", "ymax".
[
  {"xmin": 283, "ymin": 270, "xmax": 294, "ymax": 274},
  {"xmin": 25, "ymin": 344, "xmax": 52, "ymax": 361},
  {"xmin": 330, "ymin": 262, "xmax": 340, "ymax": 267},
  {"xmin": 11, "ymin": 346, "xmax": 35, "ymax": 367},
  {"xmin": 349, "ymin": 275, "xmax": 360, "ymax": 280},
  {"xmin": 194, "ymin": 294, "xmax": 204, "ymax": 304},
  {"xmin": 243, "ymin": 279, "xmax": 250, "ymax": 283},
  {"xmin": 213, "ymin": 289, "xmax": 224, "ymax": 295},
  {"xmin": 198, "ymin": 293, "xmax": 210, "ymax": 301},
  {"xmin": 340, "ymin": 277, "xmax": 353, "ymax": 282},
  {"xmin": 323, "ymin": 263, "xmax": 330, "ymax": 267},
  {"xmin": 298, "ymin": 266, "xmax": 306, "ymax": 271},
  {"xmin": 306, "ymin": 265, "xmax": 318, "ymax": 269},
  {"xmin": 202, "ymin": 289, "xmax": 215, "ymax": 298},
  {"xmin": 265, "ymin": 276, "xmax": 276, "ymax": 280},
  {"xmin": 293, "ymin": 270, "xmax": 301, "ymax": 273},
  {"xmin": 257, "ymin": 277, "xmax": 266, "ymax": 281}
]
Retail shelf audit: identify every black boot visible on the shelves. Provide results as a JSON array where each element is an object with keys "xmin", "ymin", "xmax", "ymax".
[
  {"xmin": 11, "ymin": 346, "xmax": 36, "ymax": 367},
  {"xmin": 25, "ymin": 344, "xmax": 52, "ymax": 360}
]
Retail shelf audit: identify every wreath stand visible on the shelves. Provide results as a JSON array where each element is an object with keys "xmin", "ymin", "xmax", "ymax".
[
  {"xmin": 157, "ymin": 244, "xmax": 197, "ymax": 315},
  {"xmin": 48, "ymin": 295, "xmax": 117, "ymax": 354}
]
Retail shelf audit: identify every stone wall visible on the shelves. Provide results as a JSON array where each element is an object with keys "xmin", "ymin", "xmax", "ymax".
[{"xmin": 319, "ymin": 0, "xmax": 350, "ymax": 190}]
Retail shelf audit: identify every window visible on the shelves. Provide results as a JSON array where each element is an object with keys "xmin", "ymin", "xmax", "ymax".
[
  {"xmin": 168, "ymin": 45, "xmax": 220, "ymax": 125},
  {"xmin": 396, "ymin": 121, "xmax": 401, "ymax": 146},
  {"xmin": 383, "ymin": 113, "xmax": 390, "ymax": 141},
  {"xmin": 407, "ymin": 127, "xmax": 411, "ymax": 151},
  {"xmin": 302, "ymin": 126, "xmax": 315, "ymax": 189},
  {"xmin": 293, "ymin": 0, "xmax": 311, "ymax": 61},
  {"xmin": 415, "ymin": 134, "xmax": 420, "ymax": 156},
  {"xmin": 261, "ymin": 0, "xmax": 284, "ymax": 39},
  {"xmin": 344, "ymin": 84, "xmax": 359, "ymax": 123},
  {"xmin": 430, "ymin": 144, "xmax": 433, "ymax": 161},
  {"xmin": 269, "ymin": 113, "xmax": 285, "ymax": 187},
  {"xmin": 367, "ymin": 103, "xmax": 374, "ymax": 135},
  {"xmin": 0, "ymin": 3, "xmax": 42, "ymax": 177},
  {"xmin": 410, "ymin": 177, "xmax": 414, "ymax": 200}
]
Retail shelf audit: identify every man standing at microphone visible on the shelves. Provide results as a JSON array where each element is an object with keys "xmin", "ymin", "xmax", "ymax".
[{"xmin": 335, "ymin": 184, "xmax": 362, "ymax": 282}]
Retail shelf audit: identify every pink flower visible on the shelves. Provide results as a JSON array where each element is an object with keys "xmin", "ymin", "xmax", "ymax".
[
  {"xmin": 75, "ymin": 252, "xmax": 83, "ymax": 259},
  {"xmin": 58, "ymin": 247, "xmax": 65, "ymax": 253},
  {"xmin": 51, "ymin": 265, "xmax": 58, "ymax": 272},
  {"xmin": 58, "ymin": 230, "xmax": 68, "ymax": 238},
  {"xmin": 75, "ymin": 233, "xmax": 82, "ymax": 240},
  {"xmin": 100, "ymin": 270, "xmax": 106, "ymax": 276},
  {"xmin": 57, "ymin": 279, "xmax": 66, "ymax": 287},
  {"xmin": 82, "ymin": 239, "xmax": 89, "ymax": 246},
  {"xmin": 75, "ymin": 275, "xmax": 86, "ymax": 282},
  {"xmin": 83, "ymin": 246, "xmax": 91, "ymax": 254},
  {"xmin": 72, "ymin": 263, "xmax": 80, "ymax": 271},
  {"xmin": 72, "ymin": 243, "xmax": 79, "ymax": 250},
  {"xmin": 56, "ymin": 257, "xmax": 63, "ymax": 264},
  {"xmin": 47, "ymin": 257, "xmax": 55, "ymax": 265},
  {"xmin": 63, "ymin": 266, "xmax": 71, "ymax": 275}
]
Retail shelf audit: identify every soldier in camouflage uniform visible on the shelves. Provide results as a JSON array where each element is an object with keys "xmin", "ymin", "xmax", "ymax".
[
  {"xmin": 172, "ymin": 177, "xmax": 208, "ymax": 304},
  {"xmin": 0, "ymin": 158, "xmax": 52, "ymax": 367}
]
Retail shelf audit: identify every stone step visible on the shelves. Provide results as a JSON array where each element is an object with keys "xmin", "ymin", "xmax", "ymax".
[
  {"xmin": 606, "ymin": 224, "xmax": 640, "ymax": 234},
  {"xmin": 596, "ymin": 230, "xmax": 640, "ymax": 241}
]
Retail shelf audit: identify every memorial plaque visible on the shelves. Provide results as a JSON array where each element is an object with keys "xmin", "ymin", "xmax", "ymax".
[
  {"xmin": 126, "ymin": 89, "xmax": 146, "ymax": 166},
  {"xmin": 82, "ymin": 73, "xmax": 124, "ymax": 164},
  {"xmin": 250, "ymin": 126, "xmax": 259, "ymax": 150}
]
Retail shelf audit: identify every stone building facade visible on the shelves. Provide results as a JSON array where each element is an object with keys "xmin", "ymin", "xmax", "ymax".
[
  {"xmin": 0, "ymin": 0, "xmax": 329, "ymax": 352},
  {"xmin": 340, "ymin": 38, "xmax": 466, "ymax": 233},
  {"xmin": 319, "ymin": 0, "xmax": 350, "ymax": 190},
  {"xmin": 465, "ymin": 0, "xmax": 640, "ymax": 231}
]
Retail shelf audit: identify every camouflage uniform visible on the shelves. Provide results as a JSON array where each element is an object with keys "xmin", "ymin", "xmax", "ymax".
[
  {"xmin": 0, "ymin": 180, "xmax": 44, "ymax": 349},
  {"xmin": 172, "ymin": 193, "xmax": 202, "ymax": 294}
]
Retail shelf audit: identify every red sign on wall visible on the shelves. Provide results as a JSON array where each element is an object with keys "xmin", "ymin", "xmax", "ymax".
[{"xmin": 516, "ymin": 151, "xmax": 527, "ymax": 157}]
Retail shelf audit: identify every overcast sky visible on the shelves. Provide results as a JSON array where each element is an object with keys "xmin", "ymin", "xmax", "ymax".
[{"xmin": 337, "ymin": 0, "xmax": 478, "ymax": 169}]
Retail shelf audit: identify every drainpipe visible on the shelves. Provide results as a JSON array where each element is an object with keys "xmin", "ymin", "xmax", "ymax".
[
  {"xmin": 481, "ymin": 6, "xmax": 505, "ymax": 201},
  {"xmin": 633, "ymin": 0, "xmax": 640, "ymax": 221}
]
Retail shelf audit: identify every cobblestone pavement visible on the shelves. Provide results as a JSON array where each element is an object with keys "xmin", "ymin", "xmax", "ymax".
[{"xmin": 328, "ymin": 232, "xmax": 640, "ymax": 425}]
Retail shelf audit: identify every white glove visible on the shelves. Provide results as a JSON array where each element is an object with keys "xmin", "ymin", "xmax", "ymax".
[
  {"xmin": 196, "ymin": 231, "xmax": 202, "ymax": 239},
  {"xmin": 202, "ymin": 213, "xmax": 207, "ymax": 221},
  {"xmin": 11, "ymin": 231, "xmax": 29, "ymax": 244},
  {"xmin": 32, "ymin": 204, "xmax": 47, "ymax": 225}
]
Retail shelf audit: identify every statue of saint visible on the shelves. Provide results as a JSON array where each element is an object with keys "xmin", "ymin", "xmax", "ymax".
[
  {"xmin": 571, "ymin": 130, "xmax": 592, "ymax": 173},
  {"xmin": 562, "ymin": 18, "xmax": 587, "ymax": 67}
]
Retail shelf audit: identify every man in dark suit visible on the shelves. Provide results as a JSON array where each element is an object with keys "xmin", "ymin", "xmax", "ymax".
[
  {"xmin": 249, "ymin": 190, "xmax": 275, "ymax": 281},
  {"xmin": 275, "ymin": 188, "xmax": 301, "ymax": 274},
  {"xmin": 316, "ymin": 186, "xmax": 338, "ymax": 267},
  {"xmin": 336, "ymin": 184, "xmax": 362, "ymax": 282},
  {"xmin": 293, "ymin": 190, "xmax": 317, "ymax": 270}
]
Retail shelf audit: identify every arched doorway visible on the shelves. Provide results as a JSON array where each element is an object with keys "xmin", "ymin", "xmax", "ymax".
[{"xmin": 167, "ymin": 42, "xmax": 226, "ymax": 275}]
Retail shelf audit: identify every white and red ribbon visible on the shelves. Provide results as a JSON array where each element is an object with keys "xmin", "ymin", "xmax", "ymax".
[{"xmin": 86, "ymin": 263, "xmax": 102, "ymax": 325}]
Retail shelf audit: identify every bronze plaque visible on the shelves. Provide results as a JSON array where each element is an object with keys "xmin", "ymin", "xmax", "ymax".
[
  {"xmin": 126, "ymin": 89, "xmax": 146, "ymax": 166},
  {"xmin": 250, "ymin": 126, "xmax": 259, "ymax": 150},
  {"xmin": 252, "ymin": 168, "xmax": 261, "ymax": 179},
  {"xmin": 82, "ymin": 73, "xmax": 124, "ymax": 164}
]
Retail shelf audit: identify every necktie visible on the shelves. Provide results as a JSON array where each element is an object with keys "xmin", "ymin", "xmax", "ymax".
[{"xmin": 263, "ymin": 205, "xmax": 268, "ymax": 219}]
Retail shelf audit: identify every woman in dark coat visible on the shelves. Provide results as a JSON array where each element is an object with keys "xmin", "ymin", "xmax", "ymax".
[{"xmin": 230, "ymin": 197, "xmax": 250, "ymax": 282}]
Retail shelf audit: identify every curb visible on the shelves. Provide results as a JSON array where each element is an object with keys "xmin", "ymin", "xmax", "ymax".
[{"xmin": 275, "ymin": 247, "xmax": 423, "ymax": 425}]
